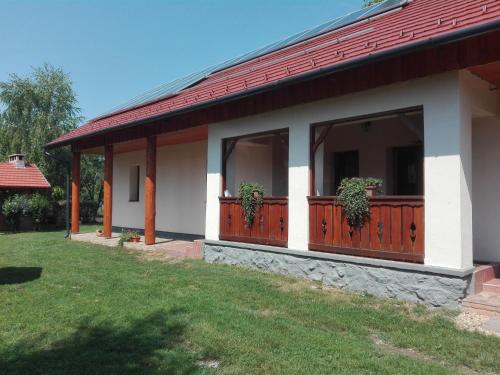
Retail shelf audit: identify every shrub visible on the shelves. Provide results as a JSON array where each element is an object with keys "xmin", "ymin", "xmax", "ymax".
[
  {"xmin": 336, "ymin": 177, "xmax": 382, "ymax": 227},
  {"xmin": 51, "ymin": 186, "xmax": 65, "ymax": 201},
  {"xmin": 2, "ymin": 195, "xmax": 30, "ymax": 231},
  {"xmin": 238, "ymin": 182, "xmax": 264, "ymax": 225},
  {"xmin": 80, "ymin": 200, "xmax": 99, "ymax": 224},
  {"xmin": 28, "ymin": 193, "xmax": 50, "ymax": 230}
]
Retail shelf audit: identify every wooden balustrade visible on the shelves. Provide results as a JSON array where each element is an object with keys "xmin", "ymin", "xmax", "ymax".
[
  {"xmin": 308, "ymin": 196, "xmax": 424, "ymax": 263},
  {"xmin": 219, "ymin": 197, "xmax": 288, "ymax": 247}
]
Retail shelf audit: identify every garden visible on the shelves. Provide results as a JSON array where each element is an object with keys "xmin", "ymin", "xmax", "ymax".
[{"xmin": 0, "ymin": 226, "xmax": 499, "ymax": 375}]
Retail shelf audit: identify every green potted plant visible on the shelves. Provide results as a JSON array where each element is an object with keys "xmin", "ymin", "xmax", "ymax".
[
  {"xmin": 336, "ymin": 177, "xmax": 382, "ymax": 227},
  {"xmin": 364, "ymin": 177, "xmax": 383, "ymax": 197},
  {"xmin": 238, "ymin": 182, "xmax": 264, "ymax": 226},
  {"xmin": 118, "ymin": 229, "xmax": 141, "ymax": 247}
]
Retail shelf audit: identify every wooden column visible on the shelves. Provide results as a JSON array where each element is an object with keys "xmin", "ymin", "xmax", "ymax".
[
  {"xmin": 145, "ymin": 136, "xmax": 157, "ymax": 245},
  {"xmin": 71, "ymin": 151, "xmax": 81, "ymax": 233},
  {"xmin": 103, "ymin": 144, "xmax": 113, "ymax": 238}
]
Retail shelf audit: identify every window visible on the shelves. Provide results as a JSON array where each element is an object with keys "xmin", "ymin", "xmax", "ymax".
[{"xmin": 129, "ymin": 165, "xmax": 140, "ymax": 202}]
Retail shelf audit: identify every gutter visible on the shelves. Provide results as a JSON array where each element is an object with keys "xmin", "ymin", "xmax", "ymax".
[{"xmin": 45, "ymin": 19, "xmax": 500, "ymax": 149}]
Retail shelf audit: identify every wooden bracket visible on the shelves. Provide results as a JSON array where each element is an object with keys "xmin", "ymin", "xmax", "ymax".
[
  {"xmin": 399, "ymin": 114, "xmax": 423, "ymax": 141},
  {"xmin": 223, "ymin": 139, "xmax": 238, "ymax": 163},
  {"xmin": 312, "ymin": 124, "xmax": 333, "ymax": 154}
]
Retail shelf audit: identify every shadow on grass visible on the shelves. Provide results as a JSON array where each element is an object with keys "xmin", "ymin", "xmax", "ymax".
[
  {"xmin": 0, "ymin": 309, "xmax": 206, "ymax": 375},
  {"xmin": 0, "ymin": 267, "xmax": 42, "ymax": 285}
]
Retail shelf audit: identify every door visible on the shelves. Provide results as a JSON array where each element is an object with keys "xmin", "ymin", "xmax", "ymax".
[
  {"xmin": 332, "ymin": 150, "xmax": 359, "ymax": 193},
  {"xmin": 393, "ymin": 146, "xmax": 423, "ymax": 195}
]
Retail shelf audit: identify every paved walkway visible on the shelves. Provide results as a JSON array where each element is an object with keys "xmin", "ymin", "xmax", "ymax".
[{"xmin": 71, "ymin": 232, "xmax": 203, "ymax": 259}]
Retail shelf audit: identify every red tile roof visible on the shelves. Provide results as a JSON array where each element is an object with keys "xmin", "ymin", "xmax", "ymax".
[
  {"xmin": 48, "ymin": 0, "xmax": 500, "ymax": 148},
  {"xmin": 0, "ymin": 163, "xmax": 51, "ymax": 189}
]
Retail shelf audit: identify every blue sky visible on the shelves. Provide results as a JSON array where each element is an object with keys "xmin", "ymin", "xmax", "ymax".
[{"xmin": 1, "ymin": 0, "xmax": 363, "ymax": 122}]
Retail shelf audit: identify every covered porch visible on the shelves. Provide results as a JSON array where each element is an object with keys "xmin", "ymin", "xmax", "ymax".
[
  {"xmin": 309, "ymin": 108, "xmax": 424, "ymax": 263},
  {"xmin": 207, "ymin": 66, "xmax": 500, "ymax": 272},
  {"xmin": 70, "ymin": 124, "xmax": 208, "ymax": 246}
]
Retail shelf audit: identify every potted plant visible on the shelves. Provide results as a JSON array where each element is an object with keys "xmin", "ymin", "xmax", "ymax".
[
  {"xmin": 96, "ymin": 228, "xmax": 104, "ymax": 237},
  {"xmin": 118, "ymin": 229, "xmax": 141, "ymax": 247},
  {"xmin": 129, "ymin": 231, "xmax": 141, "ymax": 243},
  {"xmin": 238, "ymin": 182, "xmax": 264, "ymax": 226},
  {"xmin": 364, "ymin": 177, "xmax": 383, "ymax": 197},
  {"xmin": 336, "ymin": 177, "xmax": 382, "ymax": 227}
]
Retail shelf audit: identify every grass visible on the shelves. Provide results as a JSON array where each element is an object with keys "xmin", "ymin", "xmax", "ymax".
[{"xmin": 0, "ymin": 226, "xmax": 499, "ymax": 375}]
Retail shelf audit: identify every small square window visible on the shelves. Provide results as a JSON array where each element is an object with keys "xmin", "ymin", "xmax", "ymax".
[{"xmin": 129, "ymin": 165, "xmax": 140, "ymax": 202}]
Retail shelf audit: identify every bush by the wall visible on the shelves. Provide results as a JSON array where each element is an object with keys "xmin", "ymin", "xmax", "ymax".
[
  {"xmin": 28, "ymin": 193, "xmax": 50, "ymax": 230},
  {"xmin": 80, "ymin": 200, "xmax": 99, "ymax": 224},
  {"xmin": 51, "ymin": 186, "xmax": 65, "ymax": 202},
  {"xmin": 2, "ymin": 195, "xmax": 30, "ymax": 231}
]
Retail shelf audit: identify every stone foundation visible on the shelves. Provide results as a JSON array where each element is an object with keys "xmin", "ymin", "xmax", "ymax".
[{"xmin": 203, "ymin": 240, "xmax": 474, "ymax": 309}]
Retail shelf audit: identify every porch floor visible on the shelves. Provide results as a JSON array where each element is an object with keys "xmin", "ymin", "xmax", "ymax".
[{"xmin": 71, "ymin": 232, "xmax": 203, "ymax": 259}]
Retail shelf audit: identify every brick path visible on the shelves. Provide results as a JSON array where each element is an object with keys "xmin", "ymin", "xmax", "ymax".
[{"xmin": 71, "ymin": 232, "xmax": 202, "ymax": 259}]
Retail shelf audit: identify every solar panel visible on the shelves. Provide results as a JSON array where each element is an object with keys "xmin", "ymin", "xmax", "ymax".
[{"xmin": 101, "ymin": 0, "xmax": 408, "ymax": 117}]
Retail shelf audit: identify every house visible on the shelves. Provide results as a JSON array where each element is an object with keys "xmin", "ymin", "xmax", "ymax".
[{"xmin": 46, "ymin": 0, "xmax": 500, "ymax": 308}]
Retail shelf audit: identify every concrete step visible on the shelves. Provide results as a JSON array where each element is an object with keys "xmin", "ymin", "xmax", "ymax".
[
  {"xmin": 463, "ymin": 292, "xmax": 500, "ymax": 316},
  {"xmin": 483, "ymin": 278, "xmax": 500, "ymax": 294}
]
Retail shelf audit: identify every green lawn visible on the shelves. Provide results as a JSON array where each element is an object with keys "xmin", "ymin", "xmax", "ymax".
[{"xmin": 0, "ymin": 227, "xmax": 499, "ymax": 375}]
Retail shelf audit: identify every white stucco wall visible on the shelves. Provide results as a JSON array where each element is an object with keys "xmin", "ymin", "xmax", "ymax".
[
  {"xmin": 112, "ymin": 140, "xmax": 207, "ymax": 236},
  {"xmin": 113, "ymin": 150, "xmax": 146, "ymax": 229},
  {"xmin": 205, "ymin": 71, "xmax": 483, "ymax": 269},
  {"xmin": 472, "ymin": 116, "xmax": 500, "ymax": 263},
  {"xmin": 225, "ymin": 142, "xmax": 273, "ymax": 196}
]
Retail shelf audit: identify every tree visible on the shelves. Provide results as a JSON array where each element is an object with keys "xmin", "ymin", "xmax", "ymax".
[
  {"xmin": 363, "ymin": 0, "xmax": 384, "ymax": 7},
  {"xmin": 0, "ymin": 64, "xmax": 104, "ymax": 222},
  {"xmin": 0, "ymin": 64, "xmax": 81, "ymax": 187}
]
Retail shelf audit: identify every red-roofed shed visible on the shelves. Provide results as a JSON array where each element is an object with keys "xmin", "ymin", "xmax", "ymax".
[{"xmin": 0, "ymin": 155, "xmax": 50, "ymax": 191}]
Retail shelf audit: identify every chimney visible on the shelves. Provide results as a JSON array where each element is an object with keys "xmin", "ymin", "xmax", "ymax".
[{"xmin": 8, "ymin": 154, "xmax": 26, "ymax": 168}]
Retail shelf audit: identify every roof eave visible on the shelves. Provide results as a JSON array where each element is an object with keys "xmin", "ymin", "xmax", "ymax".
[{"xmin": 45, "ymin": 18, "xmax": 500, "ymax": 150}]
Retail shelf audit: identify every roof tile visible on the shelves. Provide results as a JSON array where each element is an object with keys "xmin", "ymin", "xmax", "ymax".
[
  {"xmin": 49, "ymin": 0, "xmax": 500, "ymax": 147},
  {"xmin": 0, "ymin": 163, "xmax": 51, "ymax": 189}
]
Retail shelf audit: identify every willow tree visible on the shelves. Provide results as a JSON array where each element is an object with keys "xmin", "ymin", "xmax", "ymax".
[
  {"xmin": 0, "ymin": 64, "xmax": 103, "ymax": 220},
  {"xmin": 0, "ymin": 64, "xmax": 82, "ymax": 187}
]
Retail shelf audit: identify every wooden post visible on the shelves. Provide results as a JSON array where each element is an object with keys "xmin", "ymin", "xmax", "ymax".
[
  {"xmin": 103, "ymin": 144, "xmax": 113, "ymax": 238},
  {"xmin": 145, "ymin": 136, "xmax": 157, "ymax": 245},
  {"xmin": 71, "ymin": 151, "xmax": 81, "ymax": 233}
]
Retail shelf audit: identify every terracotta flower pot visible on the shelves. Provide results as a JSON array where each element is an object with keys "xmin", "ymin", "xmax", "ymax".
[
  {"xmin": 96, "ymin": 229, "xmax": 104, "ymax": 237},
  {"xmin": 128, "ymin": 237, "xmax": 141, "ymax": 243},
  {"xmin": 365, "ymin": 186, "xmax": 378, "ymax": 197}
]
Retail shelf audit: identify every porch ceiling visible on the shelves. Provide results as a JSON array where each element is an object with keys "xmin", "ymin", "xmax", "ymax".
[
  {"xmin": 469, "ymin": 61, "xmax": 500, "ymax": 87},
  {"xmin": 80, "ymin": 124, "xmax": 208, "ymax": 155}
]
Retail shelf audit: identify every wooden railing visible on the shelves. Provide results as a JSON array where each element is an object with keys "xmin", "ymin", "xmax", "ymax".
[
  {"xmin": 308, "ymin": 196, "xmax": 424, "ymax": 263},
  {"xmin": 219, "ymin": 197, "xmax": 288, "ymax": 247}
]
